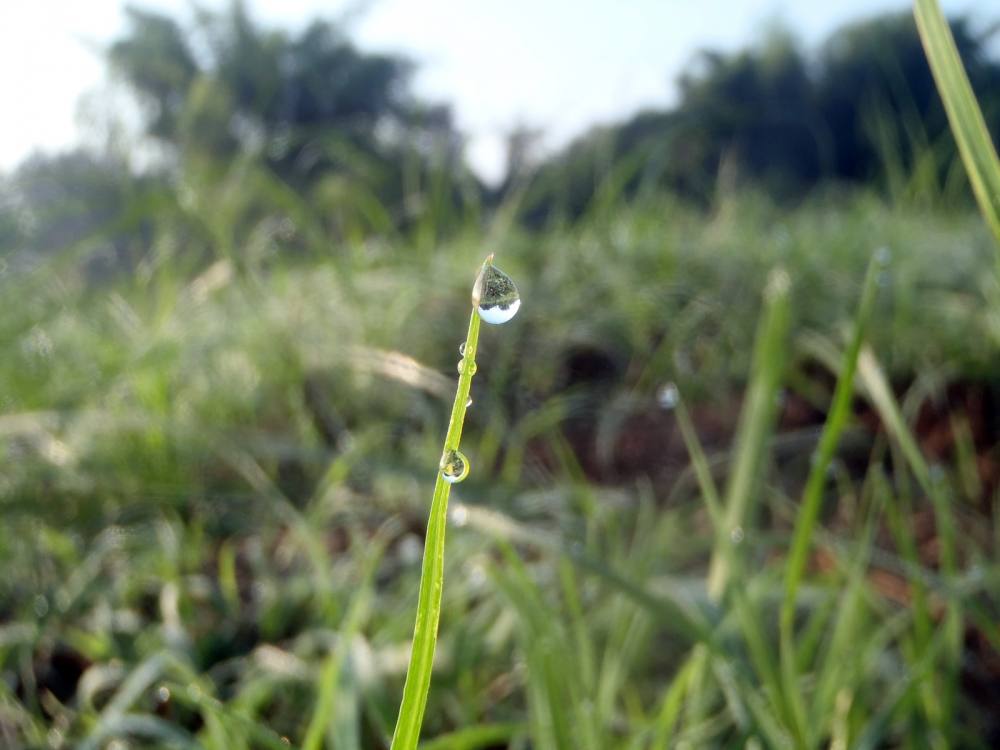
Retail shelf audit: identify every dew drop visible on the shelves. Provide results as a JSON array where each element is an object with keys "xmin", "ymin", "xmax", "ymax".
[
  {"xmin": 657, "ymin": 383, "xmax": 679, "ymax": 410},
  {"xmin": 440, "ymin": 449, "xmax": 470, "ymax": 484},
  {"xmin": 730, "ymin": 526, "xmax": 745, "ymax": 544},
  {"xmin": 157, "ymin": 686, "xmax": 171, "ymax": 703},
  {"xmin": 450, "ymin": 503, "xmax": 469, "ymax": 526},
  {"xmin": 459, "ymin": 342, "xmax": 467, "ymax": 356},
  {"xmin": 467, "ymin": 563, "xmax": 487, "ymax": 589},
  {"xmin": 875, "ymin": 246, "xmax": 891, "ymax": 266},
  {"xmin": 466, "ymin": 396, "xmax": 473, "ymax": 407},
  {"xmin": 475, "ymin": 263, "xmax": 520, "ymax": 325},
  {"xmin": 457, "ymin": 359, "xmax": 478, "ymax": 375}
]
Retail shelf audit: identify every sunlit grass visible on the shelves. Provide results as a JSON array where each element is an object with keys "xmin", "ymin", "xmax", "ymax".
[{"xmin": 1, "ymin": 192, "xmax": 998, "ymax": 747}]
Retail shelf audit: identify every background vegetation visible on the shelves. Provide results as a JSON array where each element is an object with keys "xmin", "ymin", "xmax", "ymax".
[{"xmin": 1, "ymin": 2, "xmax": 999, "ymax": 748}]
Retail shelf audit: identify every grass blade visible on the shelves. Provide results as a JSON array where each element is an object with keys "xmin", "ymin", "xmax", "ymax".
[
  {"xmin": 777, "ymin": 251, "xmax": 883, "ymax": 746},
  {"xmin": 391, "ymin": 255, "xmax": 514, "ymax": 750},
  {"xmin": 914, "ymin": 0, "xmax": 1000, "ymax": 249},
  {"xmin": 707, "ymin": 268, "xmax": 791, "ymax": 597}
]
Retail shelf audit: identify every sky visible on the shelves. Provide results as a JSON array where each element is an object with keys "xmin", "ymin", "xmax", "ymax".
[{"xmin": 0, "ymin": 0, "xmax": 983, "ymax": 182}]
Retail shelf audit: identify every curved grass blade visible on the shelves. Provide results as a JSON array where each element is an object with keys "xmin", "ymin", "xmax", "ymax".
[{"xmin": 914, "ymin": 0, "xmax": 1000, "ymax": 249}]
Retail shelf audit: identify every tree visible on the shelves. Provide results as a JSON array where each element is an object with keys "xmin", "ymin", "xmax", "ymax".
[
  {"xmin": 514, "ymin": 12, "xmax": 1000, "ymax": 221},
  {"xmin": 108, "ymin": 2, "xmax": 464, "ymax": 193}
]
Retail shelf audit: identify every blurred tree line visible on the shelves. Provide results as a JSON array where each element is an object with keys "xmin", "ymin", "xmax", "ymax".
[
  {"xmin": 515, "ymin": 14, "xmax": 1000, "ymax": 222},
  {"xmin": 0, "ymin": 3, "xmax": 998, "ymax": 275}
]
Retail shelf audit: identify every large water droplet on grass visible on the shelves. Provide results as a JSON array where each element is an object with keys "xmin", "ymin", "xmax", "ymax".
[
  {"xmin": 440, "ymin": 449, "xmax": 470, "ymax": 484},
  {"xmin": 475, "ymin": 263, "xmax": 520, "ymax": 324},
  {"xmin": 457, "ymin": 359, "xmax": 478, "ymax": 375}
]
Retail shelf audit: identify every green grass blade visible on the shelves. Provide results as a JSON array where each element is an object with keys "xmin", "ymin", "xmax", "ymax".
[
  {"xmin": 389, "ymin": 261, "xmax": 487, "ymax": 750},
  {"xmin": 686, "ymin": 269, "xmax": 792, "ymax": 738},
  {"xmin": 781, "ymin": 252, "xmax": 881, "ymax": 626},
  {"xmin": 707, "ymin": 268, "xmax": 791, "ymax": 598},
  {"xmin": 914, "ymin": 0, "xmax": 1000, "ymax": 249},
  {"xmin": 651, "ymin": 653, "xmax": 699, "ymax": 749},
  {"xmin": 418, "ymin": 723, "xmax": 525, "ymax": 750},
  {"xmin": 777, "ymin": 251, "xmax": 882, "ymax": 746},
  {"xmin": 303, "ymin": 532, "xmax": 387, "ymax": 750}
]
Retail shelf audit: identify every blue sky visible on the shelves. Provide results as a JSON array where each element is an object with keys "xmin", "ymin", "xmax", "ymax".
[{"xmin": 0, "ymin": 0, "xmax": 983, "ymax": 181}]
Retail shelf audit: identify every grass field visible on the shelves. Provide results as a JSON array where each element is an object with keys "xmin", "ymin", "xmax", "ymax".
[{"xmin": 2, "ymin": 185, "xmax": 1000, "ymax": 748}]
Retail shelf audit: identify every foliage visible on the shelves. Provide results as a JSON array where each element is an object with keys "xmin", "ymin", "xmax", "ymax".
[
  {"xmin": 914, "ymin": 0, "xmax": 1000, "ymax": 249},
  {"xmin": 106, "ymin": 2, "xmax": 473, "ymax": 239},
  {"xmin": 517, "ymin": 12, "xmax": 1000, "ymax": 222},
  {"xmin": 2, "ymin": 191, "xmax": 999, "ymax": 747},
  {"xmin": 2, "ymin": 3, "xmax": 1000, "ymax": 748}
]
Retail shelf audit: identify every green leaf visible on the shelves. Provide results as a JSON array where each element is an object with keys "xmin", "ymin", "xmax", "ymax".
[{"xmin": 914, "ymin": 0, "xmax": 1000, "ymax": 250}]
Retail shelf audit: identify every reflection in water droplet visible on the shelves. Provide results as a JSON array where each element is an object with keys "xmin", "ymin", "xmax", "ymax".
[
  {"xmin": 479, "ymin": 298, "xmax": 520, "ymax": 324},
  {"xmin": 730, "ymin": 526, "xmax": 745, "ymax": 544},
  {"xmin": 440, "ymin": 449, "xmax": 470, "ymax": 484},
  {"xmin": 657, "ymin": 383, "xmax": 679, "ymax": 410},
  {"xmin": 466, "ymin": 396, "xmax": 473, "ymax": 407},
  {"xmin": 459, "ymin": 342, "xmax": 467, "ymax": 356},
  {"xmin": 457, "ymin": 359, "xmax": 478, "ymax": 375},
  {"xmin": 476, "ymin": 264, "xmax": 521, "ymax": 324}
]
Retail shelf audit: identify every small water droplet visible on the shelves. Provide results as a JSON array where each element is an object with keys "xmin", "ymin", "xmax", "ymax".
[
  {"xmin": 467, "ymin": 563, "xmax": 487, "ymax": 589},
  {"xmin": 475, "ymin": 263, "xmax": 520, "ymax": 324},
  {"xmin": 875, "ymin": 246, "xmax": 891, "ymax": 266},
  {"xmin": 657, "ymin": 383, "xmax": 679, "ymax": 410},
  {"xmin": 466, "ymin": 396, "xmax": 473, "ymax": 407},
  {"xmin": 457, "ymin": 359, "xmax": 478, "ymax": 375},
  {"xmin": 459, "ymin": 342, "xmax": 467, "ymax": 356},
  {"xmin": 730, "ymin": 526, "xmax": 745, "ymax": 544},
  {"xmin": 440, "ymin": 449, "xmax": 470, "ymax": 484},
  {"xmin": 450, "ymin": 504, "xmax": 469, "ymax": 526},
  {"xmin": 157, "ymin": 686, "xmax": 171, "ymax": 702},
  {"xmin": 398, "ymin": 534, "xmax": 422, "ymax": 564}
]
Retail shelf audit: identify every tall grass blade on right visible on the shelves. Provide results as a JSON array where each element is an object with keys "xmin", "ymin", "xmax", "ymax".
[
  {"xmin": 914, "ymin": 0, "xmax": 1000, "ymax": 249},
  {"xmin": 778, "ymin": 248, "xmax": 885, "ymax": 748}
]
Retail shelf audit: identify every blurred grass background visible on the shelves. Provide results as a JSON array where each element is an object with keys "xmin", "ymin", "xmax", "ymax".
[{"xmin": 2, "ymin": 2, "xmax": 1000, "ymax": 748}]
